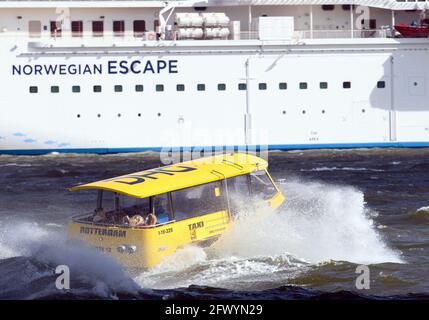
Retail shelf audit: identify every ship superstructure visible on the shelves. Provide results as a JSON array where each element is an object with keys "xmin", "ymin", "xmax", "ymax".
[{"xmin": 1, "ymin": 0, "xmax": 429, "ymax": 154}]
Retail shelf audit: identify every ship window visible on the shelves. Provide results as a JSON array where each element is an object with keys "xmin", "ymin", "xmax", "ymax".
[
  {"xmin": 249, "ymin": 170, "xmax": 277, "ymax": 201},
  {"xmin": 92, "ymin": 21, "xmax": 104, "ymax": 37},
  {"xmin": 377, "ymin": 81, "xmax": 385, "ymax": 88},
  {"xmin": 51, "ymin": 86, "xmax": 59, "ymax": 93},
  {"xmin": 320, "ymin": 82, "xmax": 328, "ymax": 89},
  {"xmin": 342, "ymin": 5, "xmax": 352, "ymax": 11},
  {"xmin": 71, "ymin": 21, "xmax": 83, "ymax": 37},
  {"xmin": 218, "ymin": 83, "xmax": 226, "ymax": 91},
  {"xmin": 238, "ymin": 83, "xmax": 247, "ymax": 90},
  {"xmin": 299, "ymin": 82, "xmax": 308, "ymax": 89},
  {"xmin": 197, "ymin": 84, "xmax": 206, "ymax": 91},
  {"xmin": 72, "ymin": 85, "xmax": 80, "ymax": 93},
  {"xmin": 156, "ymin": 84, "xmax": 164, "ymax": 92},
  {"xmin": 279, "ymin": 82, "xmax": 287, "ymax": 90},
  {"xmin": 343, "ymin": 81, "xmax": 351, "ymax": 89},
  {"xmin": 259, "ymin": 83, "xmax": 267, "ymax": 90},
  {"xmin": 114, "ymin": 85, "xmax": 123, "ymax": 92},
  {"xmin": 135, "ymin": 84, "xmax": 144, "ymax": 92},
  {"xmin": 322, "ymin": 5, "xmax": 335, "ymax": 11},
  {"xmin": 361, "ymin": 19, "xmax": 376, "ymax": 29},
  {"xmin": 93, "ymin": 85, "xmax": 102, "ymax": 93},
  {"xmin": 28, "ymin": 21, "xmax": 41, "ymax": 38},
  {"xmin": 133, "ymin": 20, "xmax": 146, "ymax": 37},
  {"xmin": 50, "ymin": 21, "xmax": 62, "ymax": 37},
  {"xmin": 177, "ymin": 84, "xmax": 185, "ymax": 92},
  {"xmin": 171, "ymin": 181, "xmax": 225, "ymax": 221},
  {"xmin": 29, "ymin": 86, "xmax": 38, "ymax": 93},
  {"xmin": 113, "ymin": 20, "xmax": 125, "ymax": 37}
]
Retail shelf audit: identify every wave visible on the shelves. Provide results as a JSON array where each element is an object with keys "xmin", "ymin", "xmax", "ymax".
[
  {"xmin": 408, "ymin": 207, "xmax": 429, "ymax": 221},
  {"xmin": 0, "ymin": 220, "xmax": 140, "ymax": 299},
  {"xmin": 300, "ymin": 167, "xmax": 384, "ymax": 172},
  {"xmin": 134, "ymin": 179, "xmax": 402, "ymax": 290}
]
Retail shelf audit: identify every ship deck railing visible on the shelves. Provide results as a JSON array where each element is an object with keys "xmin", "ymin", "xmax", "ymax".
[{"xmin": 0, "ymin": 29, "xmax": 393, "ymax": 42}]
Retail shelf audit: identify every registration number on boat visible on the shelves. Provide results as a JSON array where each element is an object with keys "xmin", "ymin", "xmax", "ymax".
[{"xmin": 158, "ymin": 227, "xmax": 173, "ymax": 236}]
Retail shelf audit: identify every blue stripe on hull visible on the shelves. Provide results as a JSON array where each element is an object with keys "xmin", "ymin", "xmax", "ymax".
[{"xmin": 2, "ymin": 142, "xmax": 429, "ymax": 155}]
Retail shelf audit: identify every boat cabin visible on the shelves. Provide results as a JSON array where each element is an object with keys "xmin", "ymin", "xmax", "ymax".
[{"xmin": 67, "ymin": 153, "xmax": 284, "ymax": 268}]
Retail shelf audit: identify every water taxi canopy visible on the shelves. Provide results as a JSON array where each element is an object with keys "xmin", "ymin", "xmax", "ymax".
[{"xmin": 70, "ymin": 153, "xmax": 268, "ymax": 199}]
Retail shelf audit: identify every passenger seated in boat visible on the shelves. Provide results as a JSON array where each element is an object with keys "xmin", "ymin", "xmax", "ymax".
[
  {"xmin": 122, "ymin": 214, "xmax": 145, "ymax": 227},
  {"xmin": 145, "ymin": 212, "xmax": 157, "ymax": 226},
  {"xmin": 411, "ymin": 20, "xmax": 418, "ymax": 27},
  {"xmin": 93, "ymin": 207, "xmax": 108, "ymax": 223}
]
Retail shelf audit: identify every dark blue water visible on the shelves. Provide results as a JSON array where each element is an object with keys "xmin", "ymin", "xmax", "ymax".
[{"xmin": 0, "ymin": 149, "xmax": 428, "ymax": 299}]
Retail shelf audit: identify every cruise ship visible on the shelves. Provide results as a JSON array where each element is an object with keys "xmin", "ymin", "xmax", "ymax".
[{"xmin": 1, "ymin": 0, "xmax": 429, "ymax": 155}]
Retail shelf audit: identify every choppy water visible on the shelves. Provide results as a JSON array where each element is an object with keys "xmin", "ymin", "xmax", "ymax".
[{"xmin": 0, "ymin": 149, "xmax": 428, "ymax": 299}]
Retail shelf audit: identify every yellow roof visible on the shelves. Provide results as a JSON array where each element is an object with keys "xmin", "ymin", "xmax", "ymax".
[{"xmin": 70, "ymin": 153, "xmax": 268, "ymax": 198}]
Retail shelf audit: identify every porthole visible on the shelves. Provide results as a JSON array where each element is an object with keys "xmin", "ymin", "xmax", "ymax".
[
  {"xmin": 299, "ymin": 82, "xmax": 308, "ymax": 90},
  {"xmin": 320, "ymin": 82, "xmax": 328, "ymax": 89},
  {"xmin": 97, "ymin": 114, "xmax": 101, "ymax": 118},
  {"xmin": 343, "ymin": 81, "xmax": 351, "ymax": 89},
  {"xmin": 176, "ymin": 84, "xmax": 185, "ymax": 92},
  {"xmin": 135, "ymin": 85, "xmax": 144, "ymax": 92},
  {"xmin": 322, "ymin": 110, "xmax": 326, "ymax": 114},
  {"xmin": 29, "ymin": 86, "xmax": 38, "ymax": 93},
  {"xmin": 197, "ymin": 84, "xmax": 206, "ymax": 91},
  {"xmin": 138, "ymin": 113, "xmax": 141, "ymax": 117},
  {"xmin": 259, "ymin": 83, "xmax": 267, "ymax": 90},
  {"xmin": 156, "ymin": 84, "xmax": 164, "ymax": 92},
  {"xmin": 302, "ymin": 110, "xmax": 306, "ymax": 114},
  {"xmin": 72, "ymin": 85, "xmax": 81, "ymax": 93},
  {"xmin": 377, "ymin": 81, "xmax": 385, "ymax": 89},
  {"xmin": 157, "ymin": 112, "xmax": 161, "ymax": 117},
  {"xmin": 77, "ymin": 114, "xmax": 81, "ymax": 118},
  {"xmin": 238, "ymin": 83, "xmax": 247, "ymax": 90},
  {"xmin": 93, "ymin": 85, "xmax": 102, "ymax": 93},
  {"xmin": 362, "ymin": 109, "xmax": 366, "ymax": 113},
  {"xmin": 218, "ymin": 83, "xmax": 226, "ymax": 91},
  {"xmin": 282, "ymin": 110, "xmax": 286, "ymax": 115},
  {"xmin": 279, "ymin": 82, "xmax": 287, "ymax": 90},
  {"xmin": 117, "ymin": 113, "xmax": 121, "ymax": 117},
  {"xmin": 51, "ymin": 86, "xmax": 59, "ymax": 93},
  {"xmin": 114, "ymin": 85, "xmax": 123, "ymax": 92}
]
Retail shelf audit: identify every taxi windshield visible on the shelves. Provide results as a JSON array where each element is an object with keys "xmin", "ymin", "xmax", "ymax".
[{"xmin": 94, "ymin": 191, "xmax": 171, "ymax": 226}]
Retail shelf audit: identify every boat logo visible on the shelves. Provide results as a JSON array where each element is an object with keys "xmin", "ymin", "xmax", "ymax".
[{"xmin": 188, "ymin": 221, "xmax": 204, "ymax": 230}]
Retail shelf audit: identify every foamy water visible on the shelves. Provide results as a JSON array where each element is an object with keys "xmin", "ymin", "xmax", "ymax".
[{"xmin": 134, "ymin": 179, "xmax": 402, "ymax": 289}]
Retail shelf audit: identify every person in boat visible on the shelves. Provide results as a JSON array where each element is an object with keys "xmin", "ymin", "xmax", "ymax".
[
  {"xmin": 410, "ymin": 20, "xmax": 418, "ymax": 27},
  {"xmin": 145, "ymin": 212, "xmax": 157, "ymax": 226},
  {"xmin": 122, "ymin": 213, "xmax": 157, "ymax": 226},
  {"xmin": 93, "ymin": 207, "xmax": 108, "ymax": 223}
]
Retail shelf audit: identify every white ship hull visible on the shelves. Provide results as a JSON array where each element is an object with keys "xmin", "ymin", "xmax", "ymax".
[{"xmin": 1, "ymin": 1, "xmax": 429, "ymax": 154}]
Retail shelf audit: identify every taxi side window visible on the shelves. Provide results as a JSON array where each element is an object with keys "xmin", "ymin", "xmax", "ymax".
[
  {"xmin": 249, "ymin": 171, "xmax": 277, "ymax": 200},
  {"xmin": 153, "ymin": 193, "xmax": 170, "ymax": 224},
  {"xmin": 171, "ymin": 181, "xmax": 225, "ymax": 220},
  {"xmin": 229, "ymin": 174, "xmax": 250, "ymax": 196}
]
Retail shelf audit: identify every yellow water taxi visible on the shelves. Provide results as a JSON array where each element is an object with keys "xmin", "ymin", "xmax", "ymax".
[{"xmin": 67, "ymin": 153, "xmax": 284, "ymax": 268}]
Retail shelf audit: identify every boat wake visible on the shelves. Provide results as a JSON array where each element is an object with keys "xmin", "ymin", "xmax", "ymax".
[
  {"xmin": 134, "ymin": 179, "xmax": 402, "ymax": 290},
  {"xmin": 0, "ymin": 179, "xmax": 402, "ymax": 298}
]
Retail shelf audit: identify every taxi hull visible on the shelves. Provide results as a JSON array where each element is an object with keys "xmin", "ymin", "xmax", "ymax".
[
  {"xmin": 67, "ymin": 210, "xmax": 230, "ymax": 269},
  {"xmin": 67, "ymin": 192, "xmax": 285, "ymax": 269}
]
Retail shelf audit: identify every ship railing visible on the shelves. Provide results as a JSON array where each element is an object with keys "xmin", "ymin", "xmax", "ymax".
[
  {"xmin": 297, "ymin": 29, "xmax": 391, "ymax": 39},
  {"xmin": 0, "ymin": 29, "xmax": 390, "ymax": 41}
]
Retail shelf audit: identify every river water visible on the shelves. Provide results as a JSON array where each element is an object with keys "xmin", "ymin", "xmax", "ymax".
[{"xmin": 0, "ymin": 149, "xmax": 428, "ymax": 299}]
